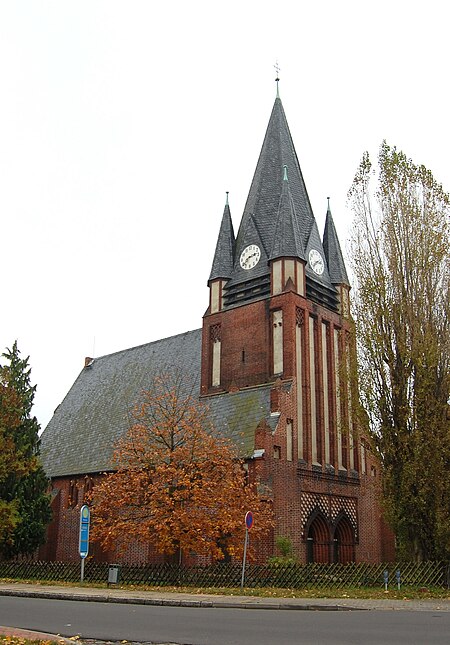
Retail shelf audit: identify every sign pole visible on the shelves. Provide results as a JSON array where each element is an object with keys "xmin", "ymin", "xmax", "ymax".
[
  {"xmin": 79, "ymin": 505, "xmax": 90, "ymax": 583},
  {"xmin": 240, "ymin": 528, "xmax": 249, "ymax": 591},
  {"xmin": 240, "ymin": 511, "xmax": 253, "ymax": 591}
]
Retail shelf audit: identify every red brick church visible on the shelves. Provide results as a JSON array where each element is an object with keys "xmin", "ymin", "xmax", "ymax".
[{"xmin": 39, "ymin": 86, "xmax": 392, "ymax": 565}]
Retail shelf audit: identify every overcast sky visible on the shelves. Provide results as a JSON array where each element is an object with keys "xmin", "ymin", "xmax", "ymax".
[{"xmin": 1, "ymin": 1, "xmax": 448, "ymax": 431}]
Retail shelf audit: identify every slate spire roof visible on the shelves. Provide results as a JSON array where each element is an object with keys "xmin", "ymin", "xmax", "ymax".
[
  {"xmin": 221, "ymin": 95, "xmax": 337, "ymax": 304},
  {"xmin": 322, "ymin": 199, "xmax": 350, "ymax": 286},
  {"xmin": 270, "ymin": 165, "xmax": 305, "ymax": 261},
  {"xmin": 208, "ymin": 194, "xmax": 236, "ymax": 282},
  {"xmin": 235, "ymin": 97, "xmax": 316, "ymax": 259}
]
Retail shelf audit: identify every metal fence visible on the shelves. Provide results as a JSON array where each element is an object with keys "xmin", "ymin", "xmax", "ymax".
[{"xmin": 0, "ymin": 560, "xmax": 449, "ymax": 589}]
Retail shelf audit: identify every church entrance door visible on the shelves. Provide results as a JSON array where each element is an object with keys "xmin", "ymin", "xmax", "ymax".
[
  {"xmin": 333, "ymin": 515, "xmax": 355, "ymax": 563},
  {"xmin": 306, "ymin": 514, "xmax": 331, "ymax": 563}
]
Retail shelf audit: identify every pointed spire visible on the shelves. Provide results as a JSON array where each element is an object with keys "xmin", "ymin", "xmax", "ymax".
[
  {"xmin": 222, "ymin": 93, "xmax": 342, "ymax": 310},
  {"xmin": 208, "ymin": 195, "xmax": 236, "ymax": 282},
  {"xmin": 270, "ymin": 165, "xmax": 305, "ymax": 261},
  {"xmin": 322, "ymin": 199, "xmax": 350, "ymax": 286},
  {"xmin": 235, "ymin": 96, "xmax": 317, "ymax": 261}
]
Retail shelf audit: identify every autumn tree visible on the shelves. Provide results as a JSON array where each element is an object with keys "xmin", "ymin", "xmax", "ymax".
[
  {"xmin": 348, "ymin": 142, "xmax": 450, "ymax": 561},
  {"xmin": 0, "ymin": 342, "xmax": 52, "ymax": 557},
  {"xmin": 90, "ymin": 372, "xmax": 273, "ymax": 561}
]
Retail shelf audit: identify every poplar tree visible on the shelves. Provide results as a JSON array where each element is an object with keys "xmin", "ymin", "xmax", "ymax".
[
  {"xmin": 0, "ymin": 342, "xmax": 52, "ymax": 557},
  {"xmin": 348, "ymin": 142, "xmax": 450, "ymax": 561}
]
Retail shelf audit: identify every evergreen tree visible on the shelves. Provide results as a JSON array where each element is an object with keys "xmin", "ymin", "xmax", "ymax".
[{"xmin": 0, "ymin": 342, "xmax": 52, "ymax": 557}]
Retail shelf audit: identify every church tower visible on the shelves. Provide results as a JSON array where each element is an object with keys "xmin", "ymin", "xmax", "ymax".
[
  {"xmin": 201, "ymin": 89, "xmax": 354, "ymax": 467},
  {"xmin": 201, "ymin": 85, "xmax": 384, "ymax": 564}
]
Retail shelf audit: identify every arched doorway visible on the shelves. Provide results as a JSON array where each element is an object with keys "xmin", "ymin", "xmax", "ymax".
[
  {"xmin": 306, "ymin": 512, "xmax": 331, "ymax": 563},
  {"xmin": 333, "ymin": 515, "xmax": 355, "ymax": 563}
]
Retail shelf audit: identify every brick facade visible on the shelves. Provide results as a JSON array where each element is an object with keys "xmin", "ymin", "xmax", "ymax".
[{"xmin": 198, "ymin": 264, "xmax": 390, "ymax": 564}]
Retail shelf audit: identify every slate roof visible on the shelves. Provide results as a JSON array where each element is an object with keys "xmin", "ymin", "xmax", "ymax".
[
  {"xmin": 40, "ymin": 329, "xmax": 275, "ymax": 478},
  {"xmin": 208, "ymin": 200, "xmax": 235, "ymax": 282},
  {"xmin": 222, "ymin": 96, "xmax": 335, "ymax": 297},
  {"xmin": 235, "ymin": 97, "xmax": 315, "ymax": 255},
  {"xmin": 322, "ymin": 202, "xmax": 350, "ymax": 286},
  {"xmin": 270, "ymin": 168, "xmax": 305, "ymax": 261}
]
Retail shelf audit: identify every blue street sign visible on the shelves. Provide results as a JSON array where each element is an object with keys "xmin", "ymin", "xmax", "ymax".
[{"xmin": 79, "ymin": 504, "xmax": 90, "ymax": 559}]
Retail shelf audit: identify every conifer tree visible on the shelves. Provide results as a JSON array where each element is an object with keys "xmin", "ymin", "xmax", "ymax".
[{"xmin": 0, "ymin": 342, "xmax": 52, "ymax": 557}]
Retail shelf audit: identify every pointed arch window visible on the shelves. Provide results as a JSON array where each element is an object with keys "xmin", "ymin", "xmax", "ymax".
[
  {"xmin": 272, "ymin": 310, "xmax": 283, "ymax": 375},
  {"xmin": 296, "ymin": 308, "xmax": 305, "ymax": 460},
  {"xmin": 68, "ymin": 479, "xmax": 78, "ymax": 509},
  {"xmin": 210, "ymin": 324, "xmax": 221, "ymax": 387}
]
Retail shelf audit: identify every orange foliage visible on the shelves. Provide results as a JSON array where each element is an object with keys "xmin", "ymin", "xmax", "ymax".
[{"xmin": 90, "ymin": 374, "xmax": 273, "ymax": 560}]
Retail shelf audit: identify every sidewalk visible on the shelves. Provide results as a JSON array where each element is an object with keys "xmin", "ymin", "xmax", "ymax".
[
  {"xmin": 0, "ymin": 581, "xmax": 449, "ymax": 612},
  {"xmin": 0, "ymin": 583, "xmax": 449, "ymax": 645}
]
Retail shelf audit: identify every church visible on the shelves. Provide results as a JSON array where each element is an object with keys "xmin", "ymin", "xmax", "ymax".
[{"xmin": 39, "ymin": 85, "xmax": 392, "ymax": 565}]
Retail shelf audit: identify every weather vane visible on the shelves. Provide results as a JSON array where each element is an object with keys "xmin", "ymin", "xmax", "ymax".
[{"xmin": 274, "ymin": 61, "xmax": 281, "ymax": 97}]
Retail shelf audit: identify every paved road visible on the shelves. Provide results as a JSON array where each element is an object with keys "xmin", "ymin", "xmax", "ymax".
[{"xmin": 1, "ymin": 593, "xmax": 450, "ymax": 645}]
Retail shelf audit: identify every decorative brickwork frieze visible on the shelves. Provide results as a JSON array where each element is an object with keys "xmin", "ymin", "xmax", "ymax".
[
  {"xmin": 296, "ymin": 307, "xmax": 304, "ymax": 327},
  {"xmin": 210, "ymin": 323, "xmax": 221, "ymax": 343},
  {"xmin": 301, "ymin": 491, "xmax": 358, "ymax": 539}
]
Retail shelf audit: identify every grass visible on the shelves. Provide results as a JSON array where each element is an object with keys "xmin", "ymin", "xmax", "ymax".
[
  {"xmin": 1, "ymin": 577, "xmax": 449, "ymax": 600},
  {"xmin": 1, "ymin": 639, "xmax": 65, "ymax": 645}
]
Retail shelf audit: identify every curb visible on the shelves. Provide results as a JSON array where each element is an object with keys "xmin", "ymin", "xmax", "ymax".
[
  {"xmin": 0, "ymin": 588, "xmax": 365, "ymax": 611},
  {"xmin": 0, "ymin": 625, "xmax": 73, "ymax": 643}
]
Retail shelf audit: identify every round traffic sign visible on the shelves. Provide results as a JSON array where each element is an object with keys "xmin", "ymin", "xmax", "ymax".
[{"xmin": 245, "ymin": 511, "xmax": 253, "ymax": 530}]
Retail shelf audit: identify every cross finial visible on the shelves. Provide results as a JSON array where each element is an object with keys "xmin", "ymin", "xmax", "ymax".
[
  {"xmin": 274, "ymin": 61, "xmax": 280, "ymax": 98},
  {"xmin": 327, "ymin": 196, "xmax": 331, "ymax": 211},
  {"xmin": 226, "ymin": 191, "xmax": 229, "ymax": 206}
]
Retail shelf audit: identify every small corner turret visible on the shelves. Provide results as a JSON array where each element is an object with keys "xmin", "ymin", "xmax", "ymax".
[
  {"xmin": 322, "ymin": 198, "xmax": 351, "ymax": 317},
  {"xmin": 208, "ymin": 193, "xmax": 235, "ymax": 314}
]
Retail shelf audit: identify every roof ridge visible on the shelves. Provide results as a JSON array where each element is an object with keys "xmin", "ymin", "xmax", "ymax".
[{"xmin": 89, "ymin": 328, "xmax": 202, "ymax": 363}]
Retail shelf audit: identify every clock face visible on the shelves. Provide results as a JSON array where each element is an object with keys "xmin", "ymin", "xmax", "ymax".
[
  {"xmin": 240, "ymin": 244, "xmax": 261, "ymax": 270},
  {"xmin": 308, "ymin": 249, "xmax": 325, "ymax": 275}
]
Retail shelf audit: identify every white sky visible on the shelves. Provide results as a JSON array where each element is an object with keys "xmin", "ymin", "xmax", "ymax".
[{"xmin": 1, "ymin": 1, "xmax": 448, "ymax": 431}]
